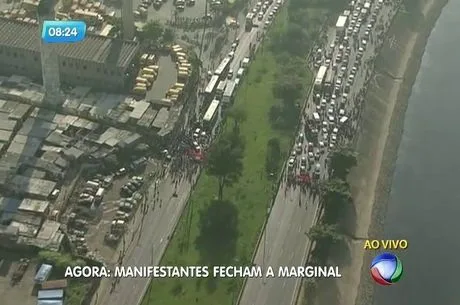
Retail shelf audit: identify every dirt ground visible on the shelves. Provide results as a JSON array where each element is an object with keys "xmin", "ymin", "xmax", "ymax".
[{"xmin": 0, "ymin": 257, "xmax": 38, "ymax": 305}]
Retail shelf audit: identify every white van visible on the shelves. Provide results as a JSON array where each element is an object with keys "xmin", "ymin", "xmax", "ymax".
[{"xmin": 313, "ymin": 112, "xmax": 320, "ymax": 122}]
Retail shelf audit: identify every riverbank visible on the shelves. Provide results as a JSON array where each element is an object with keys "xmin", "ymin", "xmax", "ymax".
[
  {"xmin": 354, "ymin": 0, "xmax": 449, "ymax": 304},
  {"xmin": 308, "ymin": 0, "xmax": 449, "ymax": 305}
]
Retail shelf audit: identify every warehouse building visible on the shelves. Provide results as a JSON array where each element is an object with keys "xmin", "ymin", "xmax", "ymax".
[{"xmin": 0, "ymin": 18, "xmax": 140, "ymax": 91}]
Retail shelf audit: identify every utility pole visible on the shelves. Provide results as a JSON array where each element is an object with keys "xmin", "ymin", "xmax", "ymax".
[{"xmin": 198, "ymin": 0, "xmax": 208, "ymax": 61}]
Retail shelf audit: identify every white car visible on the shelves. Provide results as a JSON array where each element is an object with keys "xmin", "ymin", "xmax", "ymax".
[
  {"xmin": 288, "ymin": 158, "xmax": 295, "ymax": 168},
  {"xmin": 264, "ymin": 20, "xmax": 270, "ymax": 28}
]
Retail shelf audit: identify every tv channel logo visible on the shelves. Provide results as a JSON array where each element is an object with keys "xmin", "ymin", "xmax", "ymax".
[{"xmin": 370, "ymin": 252, "xmax": 403, "ymax": 286}]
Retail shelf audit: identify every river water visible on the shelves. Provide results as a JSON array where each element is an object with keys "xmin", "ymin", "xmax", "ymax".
[{"xmin": 374, "ymin": 1, "xmax": 460, "ymax": 304}]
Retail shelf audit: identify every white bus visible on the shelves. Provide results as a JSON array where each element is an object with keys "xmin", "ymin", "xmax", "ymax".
[
  {"xmin": 216, "ymin": 80, "xmax": 227, "ymax": 97},
  {"xmin": 203, "ymin": 99, "xmax": 220, "ymax": 128},
  {"xmin": 222, "ymin": 80, "xmax": 237, "ymax": 104},
  {"xmin": 214, "ymin": 57, "xmax": 232, "ymax": 79},
  {"xmin": 314, "ymin": 65, "xmax": 328, "ymax": 93},
  {"xmin": 205, "ymin": 75, "xmax": 220, "ymax": 96}
]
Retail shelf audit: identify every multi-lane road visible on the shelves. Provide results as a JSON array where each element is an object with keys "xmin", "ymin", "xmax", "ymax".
[
  {"xmin": 91, "ymin": 2, "xmax": 282, "ymax": 305},
  {"xmin": 92, "ymin": 171, "xmax": 196, "ymax": 305},
  {"xmin": 238, "ymin": 1, "xmax": 395, "ymax": 305}
]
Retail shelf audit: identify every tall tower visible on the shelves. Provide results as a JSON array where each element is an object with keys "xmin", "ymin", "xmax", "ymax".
[
  {"xmin": 122, "ymin": 0, "xmax": 134, "ymax": 40},
  {"xmin": 37, "ymin": 0, "xmax": 61, "ymax": 104}
]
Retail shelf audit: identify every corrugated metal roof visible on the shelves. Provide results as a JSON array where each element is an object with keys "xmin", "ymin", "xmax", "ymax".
[
  {"xmin": 35, "ymin": 264, "xmax": 52, "ymax": 283},
  {"xmin": 0, "ymin": 18, "xmax": 139, "ymax": 68},
  {"xmin": 38, "ymin": 289, "xmax": 64, "ymax": 300}
]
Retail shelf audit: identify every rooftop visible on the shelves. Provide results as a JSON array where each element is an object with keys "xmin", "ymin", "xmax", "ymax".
[{"xmin": 0, "ymin": 18, "xmax": 139, "ymax": 68}]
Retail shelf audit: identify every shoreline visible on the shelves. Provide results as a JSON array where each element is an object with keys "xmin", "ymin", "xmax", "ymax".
[{"xmin": 351, "ymin": 0, "xmax": 449, "ymax": 304}]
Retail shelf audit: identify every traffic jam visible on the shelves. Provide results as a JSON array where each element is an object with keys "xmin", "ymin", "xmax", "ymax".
[{"xmin": 286, "ymin": 0, "xmax": 387, "ymax": 187}]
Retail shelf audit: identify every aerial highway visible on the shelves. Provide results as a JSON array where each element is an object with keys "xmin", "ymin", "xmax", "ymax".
[
  {"xmin": 91, "ymin": 2, "xmax": 281, "ymax": 305},
  {"xmin": 238, "ymin": 1, "xmax": 394, "ymax": 305}
]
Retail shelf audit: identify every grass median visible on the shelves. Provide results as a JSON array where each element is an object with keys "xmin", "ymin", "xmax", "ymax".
[{"xmin": 142, "ymin": 9, "xmax": 313, "ymax": 305}]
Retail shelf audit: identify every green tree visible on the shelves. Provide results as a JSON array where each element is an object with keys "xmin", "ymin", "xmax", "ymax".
[
  {"xmin": 308, "ymin": 222, "xmax": 343, "ymax": 264},
  {"xmin": 320, "ymin": 178, "xmax": 352, "ymax": 223},
  {"xmin": 141, "ymin": 21, "xmax": 164, "ymax": 43},
  {"xmin": 38, "ymin": 251, "xmax": 86, "ymax": 272},
  {"xmin": 163, "ymin": 27, "xmax": 176, "ymax": 44},
  {"xmin": 265, "ymin": 137, "xmax": 281, "ymax": 176},
  {"xmin": 329, "ymin": 147, "xmax": 357, "ymax": 179},
  {"xmin": 207, "ymin": 131, "xmax": 244, "ymax": 200},
  {"xmin": 307, "ymin": 223, "xmax": 343, "ymax": 243},
  {"xmin": 227, "ymin": 107, "xmax": 247, "ymax": 131}
]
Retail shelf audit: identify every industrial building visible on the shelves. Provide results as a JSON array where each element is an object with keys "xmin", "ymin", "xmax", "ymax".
[{"xmin": 0, "ymin": 18, "xmax": 140, "ymax": 91}]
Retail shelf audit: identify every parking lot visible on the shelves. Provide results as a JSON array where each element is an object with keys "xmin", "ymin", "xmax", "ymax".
[{"xmin": 62, "ymin": 157, "xmax": 161, "ymax": 263}]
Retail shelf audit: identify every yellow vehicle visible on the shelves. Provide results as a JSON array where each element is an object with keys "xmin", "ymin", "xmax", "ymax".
[
  {"xmin": 132, "ymin": 86, "xmax": 146, "ymax": 95},
  {"xmin": 155, "ymin": 98, "xmax": 173, "ymax": 107},
  {"xmin": 178, "ymin": 71, "xmax": 189, "ymax": 80},
  {"xmin": 176, "ymin": 52, "xmax": 187, "ymax": 59},
  {"xmin": 147, "ymin": 65, "xmax": 159, "ymax": 72},
  {"xmin": 173, "ymin": 83, "xmax": 185, "ymax": 89},
  {"xmin": 135, "ymin": 82, "xmax": 147, "ymax": 89},
  {"xmin": 178, "ymin": 67, "xmax": 189, "ymax": 74},
  {"xmin": 136, "ymin": 77, "xmax": 151, "ymax": 88},
  {"xmin": 169, "ymin": 95, "xmax": 179, "ymax": 102},
  {"xmin": 142, "ymin": 68, "xmax": 155, "ymax": 75},
  {"xmin": 136, "ymin": 77, "xmax": 148, "ymax": 84},
  {"xmin": 142, "ymin": 73, "xmax": 155, "ymax": 81}
]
